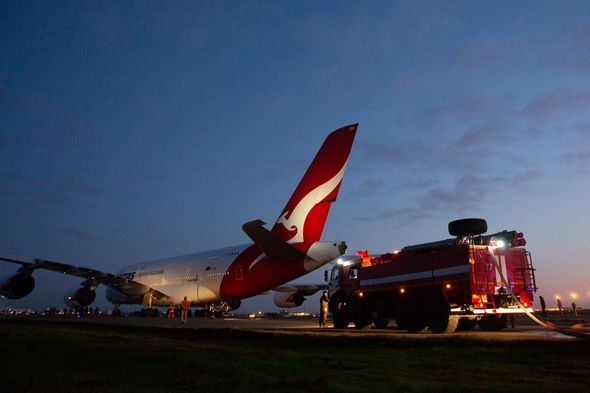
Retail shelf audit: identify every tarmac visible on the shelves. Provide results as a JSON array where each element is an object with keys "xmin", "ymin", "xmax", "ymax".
[{"xmin": 4, "ymin": 309, "xmax": 588, "ymax": 341}]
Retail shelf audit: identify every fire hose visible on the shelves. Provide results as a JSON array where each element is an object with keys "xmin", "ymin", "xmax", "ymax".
[{"xmin": 487, "ymin": 246, "xmax": 588, "ymax": 339}]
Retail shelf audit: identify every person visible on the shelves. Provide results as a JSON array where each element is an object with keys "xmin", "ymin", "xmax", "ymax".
[
  {"xmin": 168, "ymin": 304, "xmax": 175, "ymax": 319},
  {"xmin": 572, "ymin": 302, "xmax": 578, "ymax": 318},
  {"xmin": 181, "ymin": 296, "xmax": 190, "ymax": 324},
  {"xmin": 319, "ymin": 291, "xmax": 329, "ymax": 328},
  {"xmin": 557, "ymin": 298, "xmax": 563, "ymax": 315},
  {"xmin": 539, "ymin": 295, "xmax": 547, "ymax": 318}
]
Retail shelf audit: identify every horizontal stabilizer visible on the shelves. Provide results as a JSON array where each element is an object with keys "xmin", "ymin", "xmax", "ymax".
[{"xmin": 242, "ymin": 220, "xmax": 307, "ymax": 262}]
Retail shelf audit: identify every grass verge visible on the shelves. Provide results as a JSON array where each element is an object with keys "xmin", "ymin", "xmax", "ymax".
[{"xmin": 1, "ymin": 319, "xmax": 589, "ymax": 393}]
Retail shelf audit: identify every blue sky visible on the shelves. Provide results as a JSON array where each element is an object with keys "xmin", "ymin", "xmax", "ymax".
[{"xmin": 2, "ymin": 1, "xmax": 590, "ymax": 312}]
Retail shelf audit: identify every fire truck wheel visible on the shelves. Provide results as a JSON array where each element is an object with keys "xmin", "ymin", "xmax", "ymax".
[
  {"xmin": 397, "ymin": 298, "xmax": 428, "ymax": 333},
  {"xmin": 457, "ymin": 317, "xmax": 477, "ymax": 331},
  {"xmin": 448, "ymin": 218, "xmax": 487, "ymax": 237},
  {"xmin": 373, "ymin": 318, "xmax": 389, "ymax": 329},
  {"xmin": 477, "ymin": 314, "xmax": 506, "ymax": 331},
  {"xmin": 428, "ymin": 296, "xmax": 454, "ymax": 334},
  {"xmin": 332, "ymin": 313, "xmax": 349, "ymax": 329}
]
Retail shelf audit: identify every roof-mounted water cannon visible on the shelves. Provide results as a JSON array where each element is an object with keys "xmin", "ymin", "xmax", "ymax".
[{"xmin": 477, "ymin": 230, "xmax": 527, "ymax": 248}]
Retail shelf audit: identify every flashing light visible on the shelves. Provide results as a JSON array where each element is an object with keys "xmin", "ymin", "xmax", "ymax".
[
  {"xmin": 571, "ymin": 293, "xmax": 578, "ymax": 299},
  {"xmin": 555, "ymin": 295, "xmax": 560, "ymax": 299},
  {"xmin": 393, "ymin": 249, "xmax": 400, "ymax": 255},
  {"xmin": 496, "ymin": 239, "xmax": 506, "ymax": 248},
  {"xmin": 358, "ymin": 291, "xmax": 364, "ymax": 298},
  {"xmin": 445, "ymin": 283, "xmax": 452, "ymax": 289},
  {"xmin": 337, "ymin": 258, "xmax": 344, "ymax": 265},
  {"xmin": 400, "ymin": 288, "xmax": 405, "ymax": 294}
]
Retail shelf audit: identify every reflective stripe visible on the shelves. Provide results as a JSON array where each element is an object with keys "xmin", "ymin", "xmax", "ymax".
[{"xmin": 360, "ymin": 265, "xmax": 470, "ymax": 286}]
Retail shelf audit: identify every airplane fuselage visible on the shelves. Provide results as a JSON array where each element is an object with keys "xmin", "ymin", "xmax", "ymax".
[{"xmin": 106, "ymin": 240, "xmax": 342, "ymax": 307}]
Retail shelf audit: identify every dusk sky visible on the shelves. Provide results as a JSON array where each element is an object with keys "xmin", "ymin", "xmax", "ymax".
[{"xmin": 2, "ymin": 1, "xmax": 590, "ymax": 313}]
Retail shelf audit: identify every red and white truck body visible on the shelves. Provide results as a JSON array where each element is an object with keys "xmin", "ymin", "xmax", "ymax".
[{"xmin": 327, "ymin": 221, "xmax": 537, "ymax": 332}]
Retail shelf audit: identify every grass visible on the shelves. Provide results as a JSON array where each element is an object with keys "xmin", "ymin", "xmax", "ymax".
[{"xmin": 1, "ymin": 319, "xmax": 589, "ymax": 393}]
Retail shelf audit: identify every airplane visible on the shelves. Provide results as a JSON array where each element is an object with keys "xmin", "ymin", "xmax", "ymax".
[{"xmin": 0, "ymin": 124, "xmax": 358, "ymax": 314}]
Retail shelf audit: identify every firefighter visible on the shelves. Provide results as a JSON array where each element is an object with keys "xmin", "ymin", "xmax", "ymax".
[
  {"xmin": 572, "ymin": 302, "xmax": 578, "ymax": 318},
  {"xmin": 539, "ymin": 295, "xmax": 547, "ymax": 318},
  {"xmin": 319, "ymin": 291, "xmax": 329, "ymax": 328},
  {"xmin": 181, "ymin": 296, "xmax": 190, "ymax": 324},
  {"xmin": 557, "ymin": 298, "xmax": 563, "ymax": 315}
]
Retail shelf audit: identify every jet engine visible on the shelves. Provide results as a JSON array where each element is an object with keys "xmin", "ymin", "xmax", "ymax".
[
  {"xmin": 228, "ymin": 299, "xmax": 241, "ymax": 310},
  {"xmin": 0, "ymin": 273, "xmax": 35, "ymax": 299},
  {"xmin": 64, "ymin": 286, "xmax": 96, "ymax": 307},
  {"xmin": 273, "ymin": 291, "xmax": 305, "ymax": 308}
]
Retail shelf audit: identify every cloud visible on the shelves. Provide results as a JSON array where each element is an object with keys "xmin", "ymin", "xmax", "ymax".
[
  {"xmin": 562, "ymin": 150, "xmax": 590, "ymax": 175},
  {"xmin": 54, "ymin": 226, "xmax": 104, "ymax": 243},
  {"xmin": 522, "ymin": 89, "xmax": 590, "ymax": 123}
]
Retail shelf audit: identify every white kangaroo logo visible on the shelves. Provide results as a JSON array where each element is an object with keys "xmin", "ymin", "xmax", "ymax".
[{"xmin": 276, "ymin": 159, "xmax": 348, "ymax": 243}]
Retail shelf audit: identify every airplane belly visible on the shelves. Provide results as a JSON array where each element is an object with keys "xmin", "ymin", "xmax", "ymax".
[{"xmin": 197, "ymin": 285, "xmax": 218, "ymax": 303}]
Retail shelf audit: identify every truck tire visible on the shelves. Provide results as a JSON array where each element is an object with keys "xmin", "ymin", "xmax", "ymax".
[
  {"xmin": 351, "ymin": 297, "xmax": 372, "ymax": 329},
  {"xmin": 457, "ymin": 317, "xmax": 477, "ymax": 331},
  {"xmin": 428, "ymin": 292, "xmax": 456, "ymax": 334},
  {"xmin": 329, "ymin": 291, "xmax": 349, "ymax": 329},
  {"xmin": 396, "ymin": 297, "xmax": 428, "ymax": 333},
  {"xmin": 477, "ymin": 314, "xmax": 506, "ymax": 331},
  {"xmin": 374, "ymin": 318, "xmax": 389, "ymax": 329},
  {"xmin": 332, "ymin": 313, "xmax": 349, "ymax": 329},
  {"xmin": 448, "ymin": 218, "xmax": 487, "ymax": 237},
  {"xmin": 354, "ymin": 317, "xmax": 372, "ymax": 329}
]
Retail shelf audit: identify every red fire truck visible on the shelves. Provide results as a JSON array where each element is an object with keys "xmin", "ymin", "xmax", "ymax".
[{"xmin": 327, "ymin": 218, "xmax": 537, "ymax": 333}]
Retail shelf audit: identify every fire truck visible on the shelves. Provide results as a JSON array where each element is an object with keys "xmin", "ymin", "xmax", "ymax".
[{"xmin": 327, "ymin": 218, "xmax": 537, "ymax": 333}]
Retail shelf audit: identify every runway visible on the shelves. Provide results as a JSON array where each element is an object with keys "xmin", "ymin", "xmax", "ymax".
[{"xmin": 13, "ymin": 313, "xmax": 588, "ymax": 341}]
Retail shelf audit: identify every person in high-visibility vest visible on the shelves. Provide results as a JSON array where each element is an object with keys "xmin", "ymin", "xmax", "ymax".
[
  {"xmin": 181, "ymin": 296, "xmax": 190, "ymax": 324},
  {"xmin": 319, "ymin": 291, "xmax": 329, "ymax": 328}
]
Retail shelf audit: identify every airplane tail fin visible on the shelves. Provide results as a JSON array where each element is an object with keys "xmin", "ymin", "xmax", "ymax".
[{"xmin": 270, "ymin": 124, "xmax": 357, "ymax": 243}]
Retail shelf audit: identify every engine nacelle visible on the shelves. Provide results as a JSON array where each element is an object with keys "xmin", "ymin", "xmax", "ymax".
[
  {"xmin": 227, "ymin": 299, "xmax": 241, "ymax": 311},
  {"xmin": 273, "ymin": 291, "xmax": 305, "ymax": 308},
  {"xmin": 64, "ymin": 287, "xmax": 96, "ymax": 307},
  {"xmin": 0, "ymin": 273, "xmax": 35, "ymax": 299}
]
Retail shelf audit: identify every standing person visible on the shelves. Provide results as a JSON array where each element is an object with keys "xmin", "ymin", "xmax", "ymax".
[
  {"xmin": 319, "ymin": 291, "xmax": 329, "ymax": 328},
  {"xmin": 168, "ymin": 304, "xmax": 175, "ymax": 318},
  {"xmin": 572, "ymin": 302, "xmax": 578, "ymax": 318},
  {"xmin": 539, "ymin": 296, "xmax": 547, "ymax": 318},
  {"xmin": 181, "ymin": 296, "xmax": 190, "ymax": 324},
  {"xmin": 557, "ymin": 298, "xmax": 563, "ymax": 315}
]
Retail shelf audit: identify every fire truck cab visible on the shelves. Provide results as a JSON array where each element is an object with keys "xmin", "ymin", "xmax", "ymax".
[{"xmin": 327, "ymin": 218, "xmax": 537, "ymax": 333}]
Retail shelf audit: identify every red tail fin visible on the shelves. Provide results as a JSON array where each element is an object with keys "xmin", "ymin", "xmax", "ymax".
[{"xmin": 271, "ymin": 124, "xmax": 357, "ymax": 243}]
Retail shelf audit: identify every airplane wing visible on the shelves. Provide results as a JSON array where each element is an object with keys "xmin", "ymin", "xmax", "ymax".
[
  {"xmin": 273, "ymin": 284, "xmax": 327, "ymax": 296},
  {"xmin": 0, "ymin": 255, "xmax": 169, "ymax": 299},
  {"xmin": 272, "ymin": 283, "xmax": 328, "ymax": 308}
]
